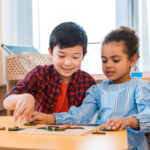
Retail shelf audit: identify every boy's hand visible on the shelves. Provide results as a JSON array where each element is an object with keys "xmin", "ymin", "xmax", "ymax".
[
  {"xmin": 106, "ymin": 116, "xmax": 139, "ymax": 131},
  {"xmin": 29, "ymin": 111, "xmax": 56, "ymax": 124},
  {"xmin": 13, "ymin": 93, "xmax": 35, "ymax": 122}
]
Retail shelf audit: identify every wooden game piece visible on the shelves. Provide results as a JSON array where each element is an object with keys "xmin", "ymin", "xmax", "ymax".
[
  {"xmin": 0, "ymin": 127, "xmax": 6, "ymax": 130},
  {"xmin": 58, "ymin": 124, "xmax": 72, "ymax": 130},
  {"xmin": 47, "ymin": 126, "xmax": 65, "ymax": 131},
  {"xmin": 37, "ymin": 126, "xmax": 65, "ymax": 131},
  {"xmin": 24, "ymin": 122, "xmax": 36, "ymax": 126},
  {"xmin": 18, "ymin": 124, "xmax": 102, "ymax": 135},
  {"xmin": 70, "ymin": 127, "xmax": 84, "ymax": 129},
  {"xmin": 8, "ymin": 126, "xmax": 25, "ymax": 131},
  {"xmin": 100, "ymin": 127, "xmax": 113, "ymax": 131},
  {"xmin": 92, "ymin": 129, "xmax": 106, "ymax": 134},
  {"xmin": 37, "ymin": 125, "xmax": 73, "ymax": 131}
]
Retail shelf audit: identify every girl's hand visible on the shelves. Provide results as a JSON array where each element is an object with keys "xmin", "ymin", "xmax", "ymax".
[
  {"xmin": 13, "ymin": 93, "xmax": 35, "ymax": 122},
  {"xmin": 29, "ymin": 111, "xmax": 56, "ymax": 124},
  {"xmin": 106, "ymin": 116, "xmax": 139, "ymax": 131}
]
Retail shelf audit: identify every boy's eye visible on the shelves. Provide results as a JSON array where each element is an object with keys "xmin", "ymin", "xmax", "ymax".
[{"xmin": 73, "ymin": 56, "xmax": 79, "ymax": 59}]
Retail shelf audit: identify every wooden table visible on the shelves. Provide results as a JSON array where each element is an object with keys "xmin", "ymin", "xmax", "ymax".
[{"xmin": 0, "ymin": 116, "xmax": 128, "ymax": 150}]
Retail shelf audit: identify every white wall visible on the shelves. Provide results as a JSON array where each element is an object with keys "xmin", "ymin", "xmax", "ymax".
[
  {"xmin": 1, "ymin": 0, "xmax": 33, "ymax": 83},
  {"xmin": 2, "ymin": 0, "xmax": 33, "ymax": 45}
]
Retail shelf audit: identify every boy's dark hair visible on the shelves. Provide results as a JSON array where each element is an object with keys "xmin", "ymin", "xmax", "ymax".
[
  {"xmin": 102, "ymin": 26, "xmax": 139, "ymax": 59},
  {"xmin": 49, "ymin": 22, "xmax": 87, "ymax": 56}
]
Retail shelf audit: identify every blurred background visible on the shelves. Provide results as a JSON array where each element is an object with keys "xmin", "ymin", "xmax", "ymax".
[{"xmin": 0, "ymin": 0, "xmax": 150, "ymax": 79}]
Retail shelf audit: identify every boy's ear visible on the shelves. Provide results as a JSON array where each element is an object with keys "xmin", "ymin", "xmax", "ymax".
[
  {"xmin": 48, "ymin": 47, "xmax": 52, "ymax": 56},
  {"xmin": 130, "ymin": 54, "xmax": 138, "ymax": 67}
]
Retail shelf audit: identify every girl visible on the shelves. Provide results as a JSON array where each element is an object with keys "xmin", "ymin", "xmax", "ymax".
[{"xmin": 30, "ymin": 27, "xmax": 150, "ymax": 150}]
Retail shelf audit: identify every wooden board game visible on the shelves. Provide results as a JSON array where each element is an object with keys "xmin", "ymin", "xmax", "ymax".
[{"xmin": 18, "ymin": 124, "xmax": 104, "ymax": 136}]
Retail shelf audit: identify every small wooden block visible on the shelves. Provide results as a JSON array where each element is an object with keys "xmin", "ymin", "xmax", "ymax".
[
  {"xmin": 70, "ymin": 127, "xmax": 84, "ymax": 129},
  {"xmin": 92, "ymin": 129, "xmax": 106, "ymax": 134},
  {"xmin": 100, "ymin": 128, "xmax": 113, "ymax": 131},
  {"xmin": 0, "ymin": 127, "xmax": 6, "ymax": 130},
  {"xmin": 58, "ymin": 124, "xmax": 72, "ymax": 130}
]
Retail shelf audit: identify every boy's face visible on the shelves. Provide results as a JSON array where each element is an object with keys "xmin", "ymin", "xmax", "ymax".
[
  {"xmin": 101, "ymin": 41, "xmax": 137, "ymax": 84},
  {"xmin": 49, "ymin": 45, "xmax": 84, "ymax": 83}
]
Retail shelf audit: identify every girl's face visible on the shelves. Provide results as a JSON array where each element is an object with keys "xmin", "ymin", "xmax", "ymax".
[
  {"xmin": 101, "ymin": 41, "xmax": 137, "ymax": 84},
  {"xmin": 49, "ymin": 45, "xmax": 83, "ymax": 83}
]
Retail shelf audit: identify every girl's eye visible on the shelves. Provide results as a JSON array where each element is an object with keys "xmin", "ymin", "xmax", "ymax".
[
  {"xmin": 102, "ymin": 60, "xmax": 107, "ymax": 63},
  {"xmin": 113, "ymin": 60, "xmax": 120, "ymax": 63}
]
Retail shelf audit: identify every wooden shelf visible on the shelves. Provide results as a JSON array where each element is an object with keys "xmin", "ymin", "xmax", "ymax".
[{"xmin": 92, "ymin": 74, "xmax": 150, "ymax": 83}]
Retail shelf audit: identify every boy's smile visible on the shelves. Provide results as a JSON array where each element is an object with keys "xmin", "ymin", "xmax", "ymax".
[
  {"xmin": 61, "ymin": 67, "xmax": 74, "ymax": 73},
  {"xmin": 49, "ymin": 45, "xmax": 84, "ymax": 83}
]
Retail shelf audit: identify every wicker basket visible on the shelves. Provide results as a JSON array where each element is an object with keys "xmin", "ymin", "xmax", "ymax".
[{"xmin": 6, "ymin": 53, "xmax": 52, "ymax": 80}]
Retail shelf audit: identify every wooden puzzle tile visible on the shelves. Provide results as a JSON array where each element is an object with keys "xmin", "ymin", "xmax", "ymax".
[{"xmin": 0, "ymin": 127, "xmax": 6, "ymax": 130}]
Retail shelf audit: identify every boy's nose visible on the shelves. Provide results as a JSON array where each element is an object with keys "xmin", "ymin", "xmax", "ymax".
[{"xmin": 64, "ymin": 58, "xmax": 72, "ymax": 65}]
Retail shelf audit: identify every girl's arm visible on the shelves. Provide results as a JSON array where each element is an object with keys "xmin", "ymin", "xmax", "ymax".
[
  {"xmin": 106, "ymin": 81, "xmax": 150, "ymax": 132},
  {"xmin": 30, "ymin": 85, "xmax": 99, "ymax": 124},
  {"xmin": 106, "ymin": 116, "xmax": 139, "ymax": 131}
]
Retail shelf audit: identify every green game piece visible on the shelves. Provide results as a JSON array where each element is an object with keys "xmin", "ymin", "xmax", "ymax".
[
  {"xmin": 24, "ymin": 122, "xmax": 36, "ymax": 126},
  {"xmin": 37, "ymin": 127, "xmax": 47, "ymax": 130},
  {"xmin": 8, "ymin": 126, "xmax": 25, "ymax": 131},
  {"xmin": 37, "ymin": 126, "xmax": 65, "ymax": 131}
]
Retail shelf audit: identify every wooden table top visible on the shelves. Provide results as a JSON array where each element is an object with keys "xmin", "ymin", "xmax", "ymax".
[{"xmin": 0, "ymin": 116, "xmax": 128, "ymax": 150}]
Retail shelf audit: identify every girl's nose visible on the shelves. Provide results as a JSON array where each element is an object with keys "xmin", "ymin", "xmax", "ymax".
[{"xmin": 106, "ymin": 61, "xmax": 113, "ymax": 67}]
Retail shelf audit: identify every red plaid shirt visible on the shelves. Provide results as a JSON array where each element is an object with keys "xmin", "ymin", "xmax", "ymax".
[{"xmin": 5, "ymin": 65, "xmax": 96, "ymax": 113}]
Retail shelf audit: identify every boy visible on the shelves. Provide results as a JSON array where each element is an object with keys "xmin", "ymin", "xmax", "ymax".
[{"xmin": 3, "ymin": 22, "xmax": 96, "ymax": 122}]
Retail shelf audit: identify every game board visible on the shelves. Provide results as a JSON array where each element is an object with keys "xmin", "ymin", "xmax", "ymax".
[{"xmin": 18, "ymin": 124, "xmax": 104, "ymax": 136}]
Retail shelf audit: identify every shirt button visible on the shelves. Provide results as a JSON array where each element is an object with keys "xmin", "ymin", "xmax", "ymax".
[
  {"xmin": 51, "ymin": 104, "xmax": 54, "ymax": 108},
  {"xmin": 59, "ymin": 80, "xmax": 61, "ymax": 83}
]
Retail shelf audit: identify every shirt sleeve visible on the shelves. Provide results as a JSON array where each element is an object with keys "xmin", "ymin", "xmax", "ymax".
[
  {"xmin": 3, "ymin": 65, "xmax": 42, "ymax": 98},
  {"xmin": 130, "ymin": 81, "xmax": 150, "ymax": 133},
  {"xmin": 54, "ymin": 85, "xmax": 99, "ymax": 124}
]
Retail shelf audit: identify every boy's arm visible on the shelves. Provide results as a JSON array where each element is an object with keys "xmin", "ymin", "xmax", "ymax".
[
  {"xmin": 3, "ymin": 94, "xmax": 19, "ymax": 110},
  {"xmin": 3, "ymin": 93, "xmax": 35, "ymax": 122},
  {"xmin": 3, "ymin": 65, "xmax": 42, "ymax": 101}
]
